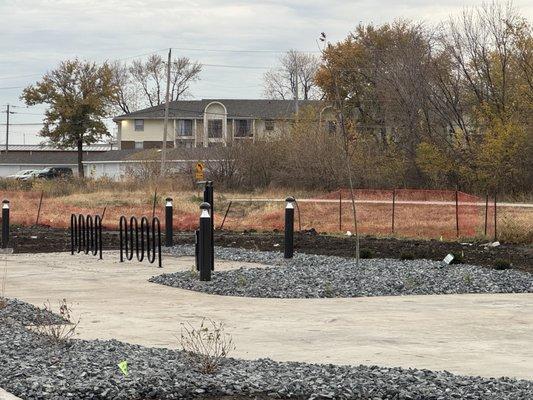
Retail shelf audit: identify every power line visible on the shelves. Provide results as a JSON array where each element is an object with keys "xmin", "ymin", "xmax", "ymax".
[
  {"xmin": 0, "ymin": 123, "xmax": 43, "ymax": 126},
  {"xmin": 171, "ymin": 47, "xmax": 321, "ymax": 54},
  {"xmin": 202, "ymin": 63, "xmax": 271, "ymax": 70}
]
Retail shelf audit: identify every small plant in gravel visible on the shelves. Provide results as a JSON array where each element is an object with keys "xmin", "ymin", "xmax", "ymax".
[
  {"xmin": 34, "ymin": 299, "xmax": 80, "ymax": 344},
  {"xmin": 450, "ymin": 253, "xmax": 464, "ymax": 264},
  {"xmin": 494, "ymin": 259, "xmax": 512, "ymax": 270},
  {"xmin": 359, "ymin": 249, "xmax": 373, "ymax": 259},
  {"xmin": 179, "ymin": 318, "xmax": 235, "ymax": 374},
  {"xmin": 323, "ymin": 281, "xmax": 335, "ymax": 298},
  {"xmin": 236, "ymin": 274, "xmax": 247, "ymax": 287},
  {"xmin": 404, "ymin": 276, "xmax": 420, "ymax": 290},
  {"xmin": 399, "ymin": 252, "xmax": 415, "ymax": 260},
  {"xmin": 189, "ymin": 265, "xmax": 199, "ymax": 278},
  {"xmin": 463, "ymin": 273, "xmax": 473, "ymax": 285}
]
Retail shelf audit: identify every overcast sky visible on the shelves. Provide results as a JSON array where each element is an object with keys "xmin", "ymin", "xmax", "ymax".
[{"xmin": 1, "ymin": 0, "xmax": 532, "ymax": 145}]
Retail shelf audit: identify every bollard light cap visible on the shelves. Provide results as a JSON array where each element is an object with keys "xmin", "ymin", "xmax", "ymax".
[
  {"xmin": 285, "ymin": 196, "xmax": 295, "ymax": 209},
  {"xmin": 200, "ymin": 202, "xmax": 211, "ymax": 218},
  {"xmin": 2, "ymin": 199, "xmax": 9, "ymax": 209},
  {"xmin": 165, "ymin": 197, "xmax": 173, "ymax": 206}
]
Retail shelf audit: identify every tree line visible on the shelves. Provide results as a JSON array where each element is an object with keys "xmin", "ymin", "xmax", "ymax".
[{"xmin": 20, "ymin": 2, "xmax": 532, "ymax": 194}]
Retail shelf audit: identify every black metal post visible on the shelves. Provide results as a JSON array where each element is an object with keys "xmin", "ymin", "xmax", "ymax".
[
  {"xmin": 203, "ymin": 181, "xmax": 214, "ymax": 270},
  {"xmin": 2, "ymin": 200, "xmax": 9, "ymax": 249},
  {"xmin": 195, "ymin": 229, "xmax": 200, "ymax": 271},
  {"xmin": 199, "ymin": 202, "xmax": 212, "ymax": 281},
  {"xmin": 165, "ymin": 197, "xmax": 173, "ymax": 247},
  {"xmin": 284, "ymin": 196, "xmax": 295, "ymax": 259}
]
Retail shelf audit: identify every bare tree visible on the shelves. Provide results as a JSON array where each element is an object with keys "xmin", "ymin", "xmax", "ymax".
[
  {"xmin": 263, "ymin": 50, "xmax": 322, "ymax": 100},
  {"xmin": 113, "ymin": 54, "xmax": 202, "ymax": 113}
]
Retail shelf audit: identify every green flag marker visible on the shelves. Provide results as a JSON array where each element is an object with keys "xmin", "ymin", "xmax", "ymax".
[{"xmin": 118, "ymin": 360, "xmax": 128, "ymax": 376}]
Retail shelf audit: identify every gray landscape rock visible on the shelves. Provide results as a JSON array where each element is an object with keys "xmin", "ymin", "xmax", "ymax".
[
  {"xmin": 154, "ymin": 245, "xmax": 533, "ymax": 298},
  {"xmin": 1, "ymin": 299, "xmax": 532, "ymax": 399}
]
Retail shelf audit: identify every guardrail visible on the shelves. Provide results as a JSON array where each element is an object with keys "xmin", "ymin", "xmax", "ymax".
[{"xmin": 119, "ymin": 216, "xmax": 162, "ymax": 268}]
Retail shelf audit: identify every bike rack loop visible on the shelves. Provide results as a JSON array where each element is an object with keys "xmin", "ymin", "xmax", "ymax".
[
  {"xmin": 119, "ymin": 215, "xmax": 162, "ymax": 268},
  {"xmin": 70, "ymin": 213, "xmax": 103, "ymax": 259}
]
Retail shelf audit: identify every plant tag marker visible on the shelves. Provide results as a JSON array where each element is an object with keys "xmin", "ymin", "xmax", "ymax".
[
  {"xmin": 118, "ymin": 360, "xmax": 128, "ymax": 376},
  {"xmin": 443, "ymin": 254, "xmax": 454, "ymax": 264}
]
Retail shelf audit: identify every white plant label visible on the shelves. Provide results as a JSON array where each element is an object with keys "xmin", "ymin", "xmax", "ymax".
[{"xmin": 443, "ymin": 254, "xmax": 454, "ymax": 264}]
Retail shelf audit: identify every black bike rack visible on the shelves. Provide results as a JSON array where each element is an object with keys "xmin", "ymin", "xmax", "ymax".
[
  {"xmin": 70, "ymin": 213, "xmax": 103, "ymax": 259},
  {"xmin": 119, "ymin": 216, "xmax": 162, "ymax": 268}
]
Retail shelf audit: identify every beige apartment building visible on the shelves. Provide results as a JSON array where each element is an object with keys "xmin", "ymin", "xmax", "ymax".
[{"xmin": 113, "ymin": 99, "xmax": 328, "ymax": 149}]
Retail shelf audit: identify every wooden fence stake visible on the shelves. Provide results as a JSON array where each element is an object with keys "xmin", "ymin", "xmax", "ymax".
[
  {"xmin": 338, "ymin": 191, "xmax": 342, "ymax": 231},
  {"xmin": 35, "ymin": 190, "xmax": 44, "ymax": 225}
]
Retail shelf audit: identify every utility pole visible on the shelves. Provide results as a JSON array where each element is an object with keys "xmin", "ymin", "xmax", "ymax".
[
  {"xmin": 5, "ymin": 104, "xmax": 14, "ymax": 153},
  {"xmin": 294, "ymin": 70, "xmax": 299, "ymax": 118},
  {"xmin": 161, "ymin": 48, "xmax": 172, "ymax": 175}
]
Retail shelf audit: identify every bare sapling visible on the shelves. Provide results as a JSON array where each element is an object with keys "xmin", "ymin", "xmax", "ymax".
[
  {"xmin": 319, "ymin": 32, "xmax": 360, "ymax": 266},
  {"xmin": 178, "ymin": 318, "xmax": 235, "ymax": 374}
]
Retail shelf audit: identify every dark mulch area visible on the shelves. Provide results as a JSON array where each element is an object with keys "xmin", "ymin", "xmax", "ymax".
[{"xmin": 8, "ymin": 225, "xmax": 532, "ymax": 273}]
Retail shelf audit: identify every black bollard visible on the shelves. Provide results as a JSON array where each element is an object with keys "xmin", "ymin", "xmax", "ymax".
[
  {"xmin": 198, "ymin": 202, "xmax": 212, "ymax": 281},
  {"xmin": 2, "ymin": 200, "xmax": 9, "ymax": 249},
  {"xmin": 203, "ymin": 181, "xmax": 215, "ymax": 270},
  {"xmin": 165, "ymin": 197, "xmax": 173, "ymax": 247},
  {"xmin": 284, "ymin": 196, "xmax": 295, "ymax": 258},
  {"xmin": 195, "ymin": 229, "xmax": 200, "ymax": 271}
]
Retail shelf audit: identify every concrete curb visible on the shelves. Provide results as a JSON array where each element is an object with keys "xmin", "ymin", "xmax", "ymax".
[{"xmin": 0, "ymin": 388, "xmax": 22, "ymax": 400}]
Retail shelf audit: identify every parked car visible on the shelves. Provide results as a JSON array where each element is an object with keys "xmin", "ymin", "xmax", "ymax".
[
  {"xmin": 36, "ymin": 167, "xmax": 73, "ymax": 179},
  {"xmin": 6, "ymin": 169, "xmax": 39, "ymax": 180}
]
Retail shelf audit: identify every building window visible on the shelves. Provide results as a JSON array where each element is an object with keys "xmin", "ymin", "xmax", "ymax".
[
  {"xmin": 265, "ymin": 119, "xmax": 274, "ymax": 131},
  {"xmin": 327, "ymin": 121, "xmax": 337, "ymax": 134},
  {"xmin": 208, "ymin": 120, "xmax": 223, "ymax": 138},
  {"xmin": 134, "ymin": 119, "xmax": 144, "ymax": 131},
  {"xmin": 177, "ymin": 119, "xmax": 193, "ymax": 137},
  {"xmin": 134, "ymin": 141, "xmax": 143, "ymax": 149},
  {"xmin": 234, "ymin": 119, "xmax": 252, "ymax": 137}
]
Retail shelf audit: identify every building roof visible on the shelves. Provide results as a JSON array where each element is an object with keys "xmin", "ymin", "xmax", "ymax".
[
  {"xmin": 0, "ymin": 151, "xmax": 78, "ymax": 165},
  {"xmin": 113, "ymin": 99, "xmax": 323, "ymax": 121},
  {"xmin": 0, "ymin": 148, "xmax": 225, "ymax": 166},
  {"xmin": 4, "ymin": 144, "xmax": 114, "ymax": 152},
  {"xmin": 85, "ymin": 148, "xmax": 223, "ymax": 163}
]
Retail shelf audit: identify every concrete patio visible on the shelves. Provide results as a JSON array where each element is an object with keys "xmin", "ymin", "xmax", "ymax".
[{"xmin": 2, "ymin": 251, "xmax": 532, "ymax": 380}]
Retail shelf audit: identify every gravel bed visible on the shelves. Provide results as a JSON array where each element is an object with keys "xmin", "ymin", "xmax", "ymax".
[
  {"xmin": 1, "ymin": 299, "xmax": 532, "ymax": 400},
  {"xmin": 0, "ymin": 298, "xmax": 66, "ymax": 325},
  {"xmin": 155, "ymin": 246, "xmax": 533, "ymax": 298}
]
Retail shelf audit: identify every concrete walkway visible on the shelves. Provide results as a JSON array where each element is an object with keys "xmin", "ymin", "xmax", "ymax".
[
  {"xmin": 3, "ymin": 251, "xmax": 532, "ymax": 380},
  {"xmin": 0, "ymin": 388, "xmax": 22, "ymax": 400}
]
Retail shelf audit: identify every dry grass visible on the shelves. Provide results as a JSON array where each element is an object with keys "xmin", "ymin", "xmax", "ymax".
[
  {"xmin": 33, "ymin": 299, "xmax": 80, "ymax": 344},
  {"xmin": 179, "ymin": 318, "xmax": 235, "ymax": 374},
  {"xmin": 0, "ymin": 182, "xmax": 531, "ymax": 243}
]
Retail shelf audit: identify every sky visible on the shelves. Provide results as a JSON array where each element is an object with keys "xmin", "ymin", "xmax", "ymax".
[{"xmin": 1, "ymin": 0, "xmax": 532, "ymax": 145}]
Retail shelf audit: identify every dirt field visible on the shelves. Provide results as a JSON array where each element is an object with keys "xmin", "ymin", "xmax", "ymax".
[
  {"xmin": 1, "ymin": 188, "xmax": 531, "ymax": 243},
  {"xmin": 9, "ymin": 225, "xmax": 532, "ymax": 273}
]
